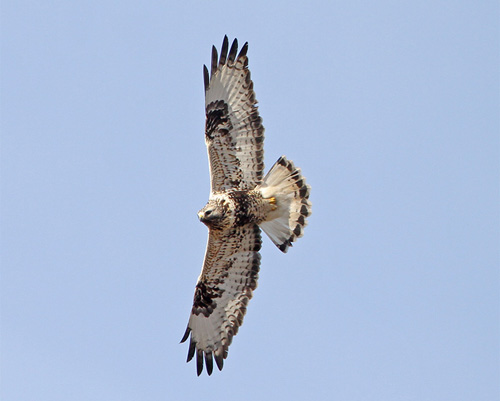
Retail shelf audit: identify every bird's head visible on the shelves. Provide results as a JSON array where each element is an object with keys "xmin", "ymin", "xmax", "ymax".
[{"xmin": 198, "ymin": 197, "xmax": 229, "ymax": 229}]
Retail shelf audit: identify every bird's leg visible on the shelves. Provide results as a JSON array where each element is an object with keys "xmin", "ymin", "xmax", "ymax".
[{"xmin": 268, "ymin": 197, "xmax": 277, "ymax": 211}]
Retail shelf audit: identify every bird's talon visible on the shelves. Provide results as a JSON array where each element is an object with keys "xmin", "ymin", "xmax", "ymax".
[{"xmin": 269, "ymin": 197, "xmax": 277, "ymax": 210}]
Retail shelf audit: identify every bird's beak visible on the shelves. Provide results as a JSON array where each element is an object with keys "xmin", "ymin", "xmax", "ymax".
[{"xmin": 197, "ymin": 211, "xmax": 204, "ymax": 221}]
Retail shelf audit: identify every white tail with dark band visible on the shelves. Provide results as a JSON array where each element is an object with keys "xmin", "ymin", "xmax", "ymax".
[{"xmin": 258, "ymin": 156, "xmax": 312, "ymax": 252}]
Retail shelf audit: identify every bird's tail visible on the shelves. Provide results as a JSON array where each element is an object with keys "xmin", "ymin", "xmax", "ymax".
[{"xmin": 257, "ymin": 156, "xmax": 311, "ymax": 253}]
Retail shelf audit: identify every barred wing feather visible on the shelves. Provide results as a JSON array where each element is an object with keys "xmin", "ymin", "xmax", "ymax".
[
  {"xmin": 181, "ymin": 224, "xmax": 262, "ymax": 375},
  {"xmin": 204, "ymin": 36, "xmax": 265, "ymax": 193}
]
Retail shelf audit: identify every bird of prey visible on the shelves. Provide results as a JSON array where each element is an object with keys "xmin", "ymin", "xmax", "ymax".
[{"xmin": 181, "ymin": 36, "xmax": 311, "ymax": 376}]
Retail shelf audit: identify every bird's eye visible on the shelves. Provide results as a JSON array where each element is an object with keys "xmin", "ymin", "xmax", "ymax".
[{"xmin": 205, "ymin": 210, "xmax": 212, "ymax": 216}]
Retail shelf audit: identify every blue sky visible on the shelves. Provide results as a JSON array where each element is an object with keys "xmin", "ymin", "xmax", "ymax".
[{"xmin": 1, "ymin": 1, "xmax": 498, "ymax": 400}]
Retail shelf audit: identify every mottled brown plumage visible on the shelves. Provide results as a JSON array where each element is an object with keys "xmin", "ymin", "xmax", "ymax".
[{"xmin": 181, "ymin": 36, "xmax": 312, "ymax": 376}]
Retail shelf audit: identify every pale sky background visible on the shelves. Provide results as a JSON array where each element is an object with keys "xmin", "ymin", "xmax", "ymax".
[{"xmin": 1, "ymin": 1, "xmax": 499, "ymax": 400}]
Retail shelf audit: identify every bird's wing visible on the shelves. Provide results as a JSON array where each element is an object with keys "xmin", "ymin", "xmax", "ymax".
[
  {"xmin": 204, "ymin": 36, "xmax": 265, "ymax": 193},
  {"xmin": 181, "ymin": 224, "xmax": 262, "ymax": 376}
]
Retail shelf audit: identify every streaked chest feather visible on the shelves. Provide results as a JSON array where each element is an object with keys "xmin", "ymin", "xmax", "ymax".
[{"xmin": 227, "ymin": 190, "xmax": 264, "ymax": 226}]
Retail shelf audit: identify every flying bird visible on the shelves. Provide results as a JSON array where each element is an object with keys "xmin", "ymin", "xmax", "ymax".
[{"xmin": 181, "ymin": 36, "xmax": 312, "ymax": 376}]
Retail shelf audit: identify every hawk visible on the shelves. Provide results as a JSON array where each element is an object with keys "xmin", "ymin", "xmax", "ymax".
[{"xmin": 181, "ymin": 36, "xmax": 312, "ymax": 376}]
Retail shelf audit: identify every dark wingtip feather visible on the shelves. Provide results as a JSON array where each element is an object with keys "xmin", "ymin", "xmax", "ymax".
[
  {"xmin": 196, "ymin": 350, "xmax": 204, "ymax": 376},
  {"xmin": 228, "ymin": 38, "xmax": 238, "ymax": 64},
  {"xmin": 205, "ymin": 352, "xmax": 214, "ymax": 376},
  {"xmin": 238, "ymin": 42, "xmax": 248, "ymax": 59},
  {"xmin": 187, "ymin": 339, "xmax": 196, "ymax": 362},
  {"xmin": 214, "ymin": 353, "xmax": 224, "ymax": 371},
  {"xmin": 203, "ymin": 65, "xmax": 209, "ymax": 92},
  {"xmin": 219, "ymin": 35, "xmax": 229, "ymax": 66},
  {"xmin": 180, "ymin": 327, "xmax": 191, "ymax": 343},
  {"xmin": 211, "ymin": 45, "xmax": 218, "ymax": 77}
]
